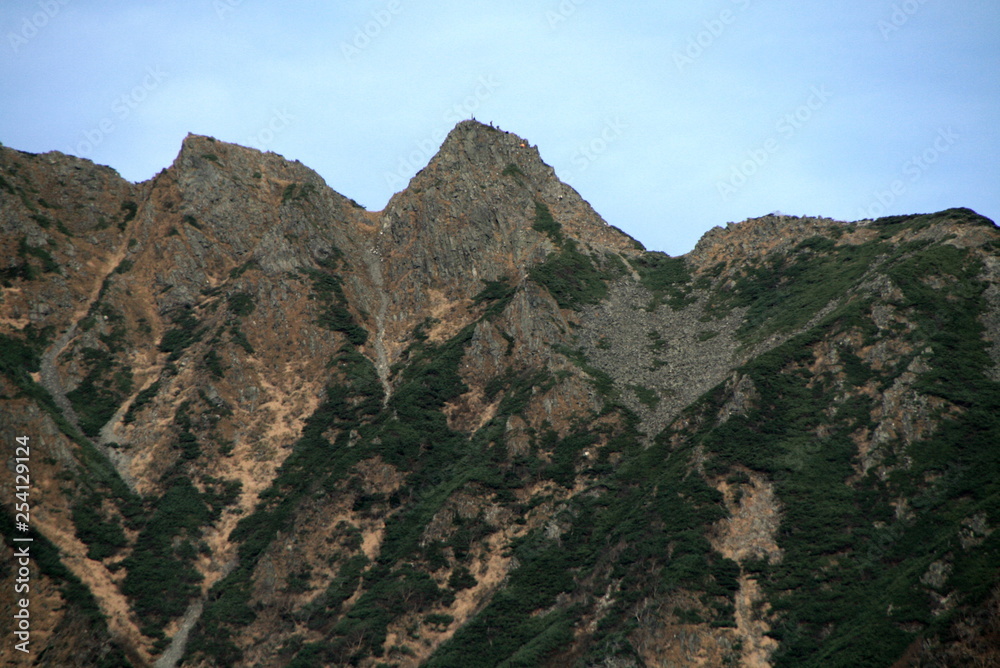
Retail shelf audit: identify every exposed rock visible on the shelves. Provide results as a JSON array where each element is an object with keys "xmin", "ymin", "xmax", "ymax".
[{"xmin": 1, "ymin": 123, "xmax": 998, "ymax": 668}]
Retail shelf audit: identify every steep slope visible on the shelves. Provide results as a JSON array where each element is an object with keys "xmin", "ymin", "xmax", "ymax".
[{"xmin": 1, "ymin": 122, "xmax": 998, "ymax": 668}]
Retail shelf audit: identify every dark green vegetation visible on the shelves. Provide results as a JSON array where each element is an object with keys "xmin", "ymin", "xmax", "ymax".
[
  {"xmin": 673, "ymin": 231, "xmax": 1000, "ymax": 666},
  {"xmin": 303, "ymin": 247, "xmax": 368, "ymax": 346},
  {"xmin": 527, "ymin": 201, "xmax": 632, "ymax": 310},
  {"xmin": 0, "ymin": 330, "xmax": 46, "ymax": 393},
  {"xmin": 633, "ymin": 251, "xmax": 694, "ymax": 309},
  {"xmin": 72, "ymin": 494, "xmax": 128, "ymax": 560},
  {"xmin": 500, "ymin": 162, "xmax": 524, "ymax": 178},
  {"xmin": 120, "ymin": 200, "xmax": 137, "ymax": 229},
  {"xmin": 531, "ymin": 200, "xmax": 562, "ymax": 241},
  {"xmin": 282, "ymin": 182, "xmax": 317, "ymax": 204},
  {"xmin": 123, "ymin": 380, "xmax": 161, "ymax": 424},
  {"xmin": 229, "ymin": 259, "xmax": 259, "ymax": 279},
  {"xmin": 530, "ymin": 239, "xmax": 612, "ymax": 310},
  {"xmin": 159, "ymin": 306, "xmax": 205, "ymax": 360},
  {"xmin": 473, "ymin": 277, "xmax": 517, "ymax": 319},
  {"xmin": 2, "ymin": 237, "xmax": 61, "ymax": 283},
  {"xmin": 226, "ymin": 291, "xmax": 256, "ymax": 316},
  {"xmin": 67, "ymin": 306, "xmax": 133, "ymax": 437},
  {"xmin": 121, "ymin": 473, "xmax": 212, "ymax": 642},
  {"xmin": 706, "ymin": 236, "xmax": 883, "ymax": 341}
]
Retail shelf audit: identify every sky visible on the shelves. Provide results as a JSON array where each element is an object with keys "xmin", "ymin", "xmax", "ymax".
[{"xmin": 2, "ymin": 1, "xmax": 998, "ymax": 256}]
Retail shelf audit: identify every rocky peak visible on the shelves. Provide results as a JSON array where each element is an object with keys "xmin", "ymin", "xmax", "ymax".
[
  {"xmin": 377, "ymin": 122, "xmax": 636, "ymax": 287},
  {"xmin": 428, "ymin": 120, "xmax": 547, "ymax": 177}
]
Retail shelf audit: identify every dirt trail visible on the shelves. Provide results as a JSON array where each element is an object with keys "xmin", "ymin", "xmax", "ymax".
[
  {"xmin": 39, "ymin": 323, "xmax": 84, "ymax": 428},
  {"xmin": 153, "ymin": 600, "xmax": 204, "ymax": 668},
  {"xmin": 361, "ymin": 242, "xmax": 392, "ymax": 402}
]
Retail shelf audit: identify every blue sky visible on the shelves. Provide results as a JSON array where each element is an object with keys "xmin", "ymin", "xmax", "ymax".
[{"xmin": 2, "ymin": 1, "xmax": 998, "ymax": 255}]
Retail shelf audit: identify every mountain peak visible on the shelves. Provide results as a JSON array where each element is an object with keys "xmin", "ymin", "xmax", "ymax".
[
  {"xmin": 444, "ymin": 118, "xmax": 530, "ymax": 145},
  {"xmin": 379, "ymin": 120, "xmax": 639, "ymax": 280},
  {"xmin": 425, "ymin": 120, "xmax": 544, "ymax": 178}
]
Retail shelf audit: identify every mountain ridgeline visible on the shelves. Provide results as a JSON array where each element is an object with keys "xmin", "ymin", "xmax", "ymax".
[{"xmin": 1, "ymin": 120, "xmax": 998, "ymax": 667}]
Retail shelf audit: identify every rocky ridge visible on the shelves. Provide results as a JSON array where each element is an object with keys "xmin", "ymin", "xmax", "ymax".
[{"xmin": 1, "ymin": 121, "xmax": 998, "ymax": 667}]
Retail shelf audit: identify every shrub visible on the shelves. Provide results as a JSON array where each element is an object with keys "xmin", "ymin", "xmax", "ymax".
[
  {"xmin": 532, "ymin": 201, "xmax": 562, "ymax": 241},
  {"xmin": 158, "ymin": 308, "xmax": 204, "ymax": 360},
  {"xmin": 120, "ymin": 200, "xmax": 137, "ymax": 229},
  {"xmin": 226, "ymin": 292, "xmax": 256, "ymax": 316},
  {"xmin": 203, "ymin": 348, "xmax": 225, "ymax": 379},
  {"xmin": 121, "ymin": 474, "xmax": 213, "ymax": 629},
  {"xmin": 229, "ymin": 324, "xmax": 255, "ymax": 354},
  {"xmin": 630, "ymin": 384, "xmax": 659, "ymax": 409},
  {"xmin": 633, "ymin": 252, "xmax": 693, "ymax": 309},
  {"xmin": 124, "ymin": 380, "xmax": 161, "ymax": 424},
  {"xmin": 282, "ymin": 182, "xmax": 316, "ymax": 204},
  {"xmin": 228, "ymin": 260, "xmax": 258, "ymax": 278},
  {"xmin": 448, "ymin": 566, "xmax": 477, "ymax": 591},
  {"xmin": 18, "ymin": 237, "xmax": 61, "ymax": 275},
  {"xmin": 501, "ymin": 163, "xmax": 525, "ymax": 179},
  {"xmin": 304, "ymin": 264, "xmax": 368, "ymax": 345},
  {"xmin": 473, "ymin": 277, "xmax": 516, "ymax": 318},
  {"xmin": 530, "ymin": 240, "xmax": 607, "ymax": 309},
  {"xmin": 66, "ymin": 347, "xmax": 133, "ymax": 438},
  {"xmin": 424, "ymin": 613, "xmax": 454, "ymax": 630},
  {"xmin": 72, "ymin": 496, "xmax": 127, "ymax": 560}
]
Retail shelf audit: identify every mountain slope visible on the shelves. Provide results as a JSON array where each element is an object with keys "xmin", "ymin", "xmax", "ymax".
[{"xmin": 1, "ymin": 121, "xmax": 998, "ymax": 667}]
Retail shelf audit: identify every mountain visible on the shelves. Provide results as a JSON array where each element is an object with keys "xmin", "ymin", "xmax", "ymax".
[{"xmin": 1, "ymin": 120, "xmax": 998, "ymax": 667}]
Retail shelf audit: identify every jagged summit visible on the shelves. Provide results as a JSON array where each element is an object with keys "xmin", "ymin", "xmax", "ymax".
[
  {"xmin": 431, "ymin": 119, "xmax": 543, "ymax": 170},
  {"xmin": 397, "ymin": 119, "xmax": 551, "ymax": 199},
  {"xmin": 382, "ymin": 120, "xmax": 639, "ymax": 256}
]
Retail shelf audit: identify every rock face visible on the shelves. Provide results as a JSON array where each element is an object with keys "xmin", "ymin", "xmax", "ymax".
[{"xmin": 1, "ymin": 121, "xmax": 999, "ymax": 667}]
